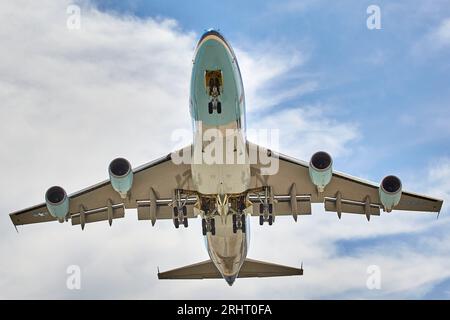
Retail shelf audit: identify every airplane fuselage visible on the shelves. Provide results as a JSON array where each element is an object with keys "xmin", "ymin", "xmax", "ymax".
[{"xmin": 190, "ymin": 30, "xmax": 250, "ymax": 285}]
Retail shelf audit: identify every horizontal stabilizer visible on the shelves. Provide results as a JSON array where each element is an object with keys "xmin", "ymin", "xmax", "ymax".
[{"xmin": 157, "ymin": 258, "xmax": 303, "ymax": 280}]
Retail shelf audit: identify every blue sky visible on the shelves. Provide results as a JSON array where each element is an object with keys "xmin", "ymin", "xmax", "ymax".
[{"xmin": 0, "ymin": 0, "xmax": 449, "ymax": 299}]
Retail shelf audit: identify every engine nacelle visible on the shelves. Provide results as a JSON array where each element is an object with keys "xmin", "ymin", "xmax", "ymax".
[
  {"xmin": 45, "ymin": 186, "xmax": 69, "ymax": 220},
  {"xmin": 379, "ymin": 175, "xmax": 402, "ymax": 212},
  {"xmin": 309, "ymin": 151, "xmax": 333, "ymax": 192},
  {"xmin": 109, "ymin": 157, "xmax": 133, "ymax": 198}
]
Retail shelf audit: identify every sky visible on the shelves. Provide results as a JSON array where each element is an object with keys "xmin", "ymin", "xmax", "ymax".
[{"xmin": 0, "ymin": 0, "xmax": 449, "ymax": 299}]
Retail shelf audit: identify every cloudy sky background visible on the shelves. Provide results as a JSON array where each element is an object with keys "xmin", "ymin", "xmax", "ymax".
[{"xmin": 0, "ymin": 0, "xmax": 449, "ymax": 299}]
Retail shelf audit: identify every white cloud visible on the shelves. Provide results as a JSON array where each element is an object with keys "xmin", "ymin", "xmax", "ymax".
[
  {"xmin": 432, "ymin": 18, "xmax": 450, "ymax": 48},
  {"xmin": 0, "ymin": 0, "xmax": 448, "ymax": 300},
  {"xmin": 236, "ymin": 47, "xmax": 318, "ymax": 112},
  {"xmin": 426, "ymin": 157, "xmax": 450, "ymax": 213},
  {"xmin": 413, "ymin": 17, "xmax": 450, "ymax": 55},
  {"xmin": 248, "ymin": 106, "xmax": 360, "ymax": 160}
]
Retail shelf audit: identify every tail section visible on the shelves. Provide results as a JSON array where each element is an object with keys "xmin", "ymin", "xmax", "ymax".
[{"xmin": 157, "ymin": 258, "xmax": 303, "ymax": 285}]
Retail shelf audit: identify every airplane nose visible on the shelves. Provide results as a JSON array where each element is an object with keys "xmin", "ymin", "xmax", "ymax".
[
  {"xmin": 224, "ymin": 275, "xmax": 237, "ymax": 286},
  {"xmin": 198, "ymin": 29, "xmax": 225, "ymax": 45}
]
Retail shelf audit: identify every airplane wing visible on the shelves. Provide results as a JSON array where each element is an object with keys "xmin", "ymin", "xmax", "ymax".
[
  {"xmin": 248, "ymin": 143, "xmax": 443, "ymax": 220},
  {"xmin": 9, "ymin": 146, "xmax": 196, "ymax": 229}
]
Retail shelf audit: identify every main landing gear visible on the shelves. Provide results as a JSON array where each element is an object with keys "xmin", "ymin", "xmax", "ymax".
[
  {"xmin": 172, "ymin": 189, "xmax": 189, "ymax": 229},
  {"xmin": 258, "ymin": 186, "xmax": 275, "ymax": 226},
  {"xmin": 202, "ymin": 216, "xmax": 216, "ymax": 236},
  {"xmin": 232, "ymin": 199, "xmax": 246, "ymax": 234},
  {"xmin": 201, "ymin": 198, "xmax": 216, "ymax": 236},
  {"xmin": 173, "ymin": 205, "xmax": 188, "ymax": 228}
]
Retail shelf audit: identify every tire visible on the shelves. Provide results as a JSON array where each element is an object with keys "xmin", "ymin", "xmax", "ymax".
[
  {"xmin": 259, "ymin": 203, "xmax": 264, "ymax": 214},
  {"xmin": 217, "ymin": 102, "xmax": 222, "ymax": 114},
  {"xmin": 174, "ymin": 218, "xmax": 179, "ymax": 229},
  {"xmin": 202, "ymin": 219, "xmax": 207, "ymax": 236},
  {"xmin": 241, "ymin": 214, "xmax": 246, "ymax": 233},
  {"xmin": 173, "ymin": 206, "xmax": 178, "ymax": 217},
  {"xmin": 268, "ymin": 215, "xmax": 273, "ymax": 226},
  {"xmin": 182, "ymin": 206, "xmax": 187, "ymax": 216},
  {"xmin": 208, "ymin": 102, "xmax": 213, "ymax": 114},
  {"xmin": 259, "ymin": 215, "xmax": 264, "ymax": 226},
  {"xmin": 211, "ymin": 219, "xmax": 216, "ymax": 236},
  {"xmin": 183, "ymin": 217, "xmax": 188, "ymax": 228},
  {"xmin": 268, "ymin": 203, "xmax": 273, "ymax": 214}
]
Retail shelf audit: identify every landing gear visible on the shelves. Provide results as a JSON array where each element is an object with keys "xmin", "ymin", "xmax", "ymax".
[
  {"xmin": 232, "ymin": 197, "xmax": 247, "ymax": 233},
  {"xmin": 207, "ymin": 99, "xmax": 221, "ymax": 114},
  {"xmin": 201, "ymin": 197, "xmax": 216, "ymax": 236},
  {"xmin": 206, "ymin": 71, "xmax": 222, "ymax": 115},
  {"xmin": 258, "ymin": 186, "xmax": 275, "ymax": 226},
  {"xmin": 202, "ymin": 216, "xmax": 216, "ymax": 236},
  {"xmin": 208, "ymin": 102, "xmax": 213, "ymax": 114},
  {"xmin": 217, "ymin": 101, "xmax": 222, "ymax": 114},
  {"xmin": 172, "ymin": 189, "xmax": 189, "ymax": 229},
  {"xmin": 173, "ymin": 206, "xmax": 188, "ymax": 229},
  {"xmin": 232, "ymin": 213, "xmax": 246, "ymax": 234}
]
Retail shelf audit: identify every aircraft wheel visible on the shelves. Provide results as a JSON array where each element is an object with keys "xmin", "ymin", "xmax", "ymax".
[
  {"xmin": 173, "ymin": 206, "xmax": 178, "ymax": 217},
  {"xmin": 182, "ymin": 206, "xmax": 187, "ymax": 216},
  {"xmin": 183, "ymin": 217, "xmax": 188, "ymax": 228},
  {"xmin": 211, "ymin": 218, "xmax": 216, "ymax": 235},
  {"xmin": 217, "ymin": 102, "xmax": 222, "ymax": 114},
  {"xmin": 174, "ymin": 218, "xmax": 180, "ymax": 229},
  {"xmin": 241, "ymin": 214, "xmax": 246, "ymax": 233},
  {"xmin": 201, "ymin": 219, "xmax": 207, "ymax": 236},
  {"xmin": 268, "ymin": 215, "xmax": 273, "ymax": 226},
  {"xmin": 259, "ymin": 214, "xmax": 264, "ymax": 226},
  {"xmin": 268, "ymin": 203, "xmax": 273, "ymax": 214},
  {"xmin": 259, "ymin": 203, "xmax": 264, "ymax": 214},
  {"xmin": 208, "ymin": 102, "xmax": 213, "ymax": 114}
]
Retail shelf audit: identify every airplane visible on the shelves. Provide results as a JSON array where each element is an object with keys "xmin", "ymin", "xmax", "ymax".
[{"xmin": 9, "ymin": 29, "xmax": 443, "ymax": 286}]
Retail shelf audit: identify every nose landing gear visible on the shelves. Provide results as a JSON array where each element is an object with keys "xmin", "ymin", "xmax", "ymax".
[{"xmin": 205, "ymin": 70, "xmax": 223, "ymax": 114}]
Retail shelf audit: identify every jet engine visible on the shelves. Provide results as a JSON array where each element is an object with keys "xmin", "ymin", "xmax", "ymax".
[
  {"xmin": 109, "ymin": 157, "xmax": 133, "ymax": 198},
  {"xmin": 45, "ymin": 186, "xmax": 69, "ymax": 220},
  {"xmin": 309, "ymin": 151, "xmax": 333, "ymax": 192},
  {"xmin": 379, "ymin": 175, "xmax": 402, "ymax": 212}
]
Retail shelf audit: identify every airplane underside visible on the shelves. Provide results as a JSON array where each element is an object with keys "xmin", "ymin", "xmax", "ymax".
[{"xmin": 9, "ymin": 29, "xmax": 443, "ymax": 287}]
